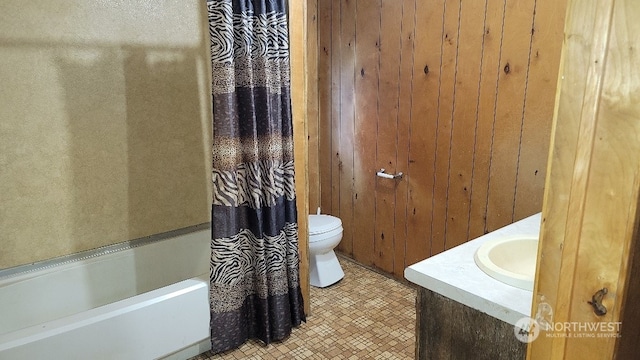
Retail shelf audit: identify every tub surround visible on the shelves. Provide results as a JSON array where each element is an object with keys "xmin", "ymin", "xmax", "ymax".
[
  {"xmin": 0, "ymin": 0, "xmax": 212, "ymax": 270},
  {"xmin": 405, "ymin": 212, "xmax": 541, "ymax": 326}
]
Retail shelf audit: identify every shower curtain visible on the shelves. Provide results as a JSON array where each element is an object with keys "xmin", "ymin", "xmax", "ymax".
[{"xmin": 206, "ymin": 0, "xmax": 305, "ymax": 354}]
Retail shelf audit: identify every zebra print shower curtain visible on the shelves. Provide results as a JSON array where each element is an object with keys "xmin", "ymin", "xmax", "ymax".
[{"xmin": 206, "ymin": 0, "xmax": 305, "ymax": 354}]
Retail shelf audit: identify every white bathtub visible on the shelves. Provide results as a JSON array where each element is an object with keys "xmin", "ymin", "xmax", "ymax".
[{"xmin": 0, "ymin": 225, "xmax": 212, "ymax": 360}]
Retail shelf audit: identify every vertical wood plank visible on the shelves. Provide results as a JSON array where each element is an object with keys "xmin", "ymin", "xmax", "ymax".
[
  {"xmin": 405, "ymin": 0, "xmax": 445, "ymax": 266},
  {"xmin": 330, "ymin": 0, "xmax": 341, "ymax": 217},
  {"xmin": 529, "ymin": 0, "xmax": 628, "ymax": 358},
  {"xmin": 512, "ymin": 0, "xmax": 567, "ymax": 221},
  {"xmin": 527, "ymin": 0, "xmax": 588, "ymax": 356},
  {"xmin": 431, "ymin": 0, "xmax": 461, "ymax": 256},
  {"xmin": 393, "ymin": 0, "xmax": 417, "ymax": 277},
  {"xmin": 485, "ymin": 0, "xmax": 536, "ymax": 232},
  {"xmin": 318, "ymin": 0, "xmax": 333, "ymax": 214},
  {"xmin": 443, "ymin": 0, "xmax": 487, "ymax": 250},
  {"xmin": 603, "ymin": 1, "xmax": 640, "ymax": 352},
  {"xmin": 288, "ymin": 0, "xmax": 310, "ymax": 316},
  {"xmin": 307, "ymin": 0, "xmax": 320, "ymax": 214},
  {"xmin": 352, "ymin": 0, "xmax": 381, "ymax": 266},
  {"xmin": 467, "ymin": 0, "xmax": 506, "ymax": 240},
  {"xmin": 337, "ymin": 0, "xmax": 356, "ymax": 257},
  {"xmin": 373, "ymin": 0, "xmax": 403, "ymax": 273},
  {"xmin": 564, "ymin": 0, "xmax": 640, "ymax": 356}
]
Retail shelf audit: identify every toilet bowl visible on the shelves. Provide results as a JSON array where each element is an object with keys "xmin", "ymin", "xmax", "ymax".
[{"xmin": 308, "ymin": 214, "xmax": 344, "ymax": 288}]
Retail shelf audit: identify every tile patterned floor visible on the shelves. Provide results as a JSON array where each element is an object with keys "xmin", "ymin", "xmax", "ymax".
[{"xmin": 192, "ymin": 256, "xmax": 417, "ymax": 359}]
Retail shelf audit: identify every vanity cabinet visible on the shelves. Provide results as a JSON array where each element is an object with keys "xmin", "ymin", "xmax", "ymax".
[
  {"xmin": 416, "ymin": 288, "xmax": 525, "ymax": 360},
  {"xmin": 405, "ymin": 215, "xmax": 539, "ymax": 360}
]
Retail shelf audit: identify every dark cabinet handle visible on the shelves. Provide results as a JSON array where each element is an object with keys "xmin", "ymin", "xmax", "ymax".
[{"xmin": 588, "ymin": 288, "xmax": 608, "ymax": 316}]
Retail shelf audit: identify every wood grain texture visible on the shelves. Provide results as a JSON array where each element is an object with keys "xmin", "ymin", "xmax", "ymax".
[
  {"xmin": 405, "ymin": 0, "xmax": 445, "ymax": 266},
  {"xmin": 431, "ymin": 0, "xmax": 461, "ymax": 256},
  {"xmin": 352, "ymin": 0, "xmax": 381, "ymax": 267},
  {"xmin": 565, "ymin": 0, "xmax": 640, "ymax": 356},
  {"xmin": 392, "ymin": 0, "xmax": 417, "ymax": 278},
  {"xmin": 513, "ymin": 0, "xmax": 567, "ymax": 221},
  {"xmin": 529, "ymin": 0, "xmax": 640, "ymax": 358},
  {"xmin": 315, "ymin": 0, "xmax": 565, "ymax": 279},
  {"xmin": 467, "ymin": 0, "xmax": 507, "ymax": 240},
  {"xmin": 288, "ymin": 0, "xmax": 310, "ymax": 315},
  {"xmin": 373, "ymin": 0, "xmax": 403, "ymax": 273},
  {"xmin": 485, "ymin": 0, "xmax": 536, "ymax": 232},
  {"xmin": 417, "ymin": 287, "xmax": 452, "ymax": 359},
  {"xmin": 307, "ymin": 0, "xmax": 320, "ymax": 215},
  {"xmin": 417, "ymin": 288, "xmax": 526, "ymax": 360},
  {"xmin": 338, "ymin": 0, "xmax": 356, "ymax": 257},
  {"xmin": 330, "ymin": 0, "xmax": 341, "ymax": 217},
  {"xmin": 318, "ymin": 0, "xmax": 333, "ymax": 215},
  {"xmin": 443, "ymin": 0, "xmax": 487, "ymax": 250},
  {"xmin": 537, "ymin": 0, "xmax": 614, "ymax": 356}
]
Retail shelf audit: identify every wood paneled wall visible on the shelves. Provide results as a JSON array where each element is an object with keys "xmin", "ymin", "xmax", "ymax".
[
  {"xmin": 308, "ymin": 0, "xmax": 567, "ymax": 278},
  {"xmin": 289, "ymin": 0, "xmax": 311, "ymax": 315}
]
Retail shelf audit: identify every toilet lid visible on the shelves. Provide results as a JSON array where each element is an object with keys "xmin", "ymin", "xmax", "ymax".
[{"xmin": 308, "ymin": 215, "xmax": 342, "ymax": 235}]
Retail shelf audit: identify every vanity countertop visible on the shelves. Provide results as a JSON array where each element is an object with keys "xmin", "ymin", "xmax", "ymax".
[{"xmin": 404, "ymin": 213, "xmax": 541, "ymax": 326}]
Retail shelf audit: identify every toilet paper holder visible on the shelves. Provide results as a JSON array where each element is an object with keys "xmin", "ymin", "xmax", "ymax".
[{"xmin": 376, "ymin": 168, "xmax": 403, "ymax": 180}]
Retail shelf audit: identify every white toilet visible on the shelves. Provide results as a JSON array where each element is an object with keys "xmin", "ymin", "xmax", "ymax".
[{"xmin": 308, "ymin": 213, "xmax": 344, "ymax": 288}]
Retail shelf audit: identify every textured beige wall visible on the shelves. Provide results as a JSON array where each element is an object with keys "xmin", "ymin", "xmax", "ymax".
[{"xmin": 0, "ymin": 1, "xmax": 212, "ymax": 269}]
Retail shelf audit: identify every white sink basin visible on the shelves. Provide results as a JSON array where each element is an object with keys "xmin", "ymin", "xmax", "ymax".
[{"xmin": 473, "ymin": 235, "xmax": 539, "ymax": 291}]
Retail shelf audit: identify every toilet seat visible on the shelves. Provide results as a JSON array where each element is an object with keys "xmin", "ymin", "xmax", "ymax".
[{"xmin": 308, "ymin": 215, "xmax": 342, "ymax": 237}]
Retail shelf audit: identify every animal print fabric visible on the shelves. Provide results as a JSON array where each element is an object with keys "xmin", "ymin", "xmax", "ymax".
[
  {"xmin": 209, "ymin": 222, "xmax": 300, "ymax": 313},
  {"xmin": 207, "ymin": 0, "xmax": 305, "ymax": 354},
  {"xmin": 211, "ymin": 134, "xmax": 294, "ymax": 170},
  {"xmin": 212, "ymin": 159, "xmax": 296, "ymax": 209}
]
